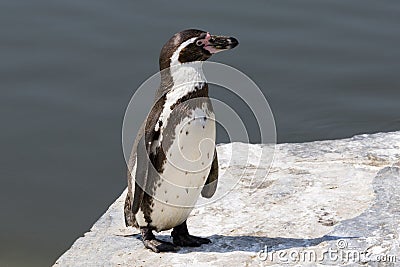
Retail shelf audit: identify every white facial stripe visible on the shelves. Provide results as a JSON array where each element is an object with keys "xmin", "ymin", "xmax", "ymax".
[{"xmin": 170, "ymin": 37, "xmax": 197, "ymax": 66}]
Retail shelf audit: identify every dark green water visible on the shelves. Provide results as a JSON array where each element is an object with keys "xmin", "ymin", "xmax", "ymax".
[{"xmin": 1, "ymin": 0, "xmax": 400, "ymax": 266}]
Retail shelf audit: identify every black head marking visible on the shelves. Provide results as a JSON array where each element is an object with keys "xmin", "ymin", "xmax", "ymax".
[
  {"xmin": 159, "ymin": 29, "xmax": 207, "ymax": 71},
  {"xmin": 159, "ymin": 29, "xmax": 239, "ymax": 70}
]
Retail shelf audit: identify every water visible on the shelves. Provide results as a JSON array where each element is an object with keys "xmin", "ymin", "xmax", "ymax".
[{"xmin": 1, "ymin": 0, "xmax": 399, "ymax": 266}]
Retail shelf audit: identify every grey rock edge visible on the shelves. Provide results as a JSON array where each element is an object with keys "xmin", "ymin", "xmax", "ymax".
[{"xmin": 54, "ymin": 131, "xmax": 400, "ymax": 267}]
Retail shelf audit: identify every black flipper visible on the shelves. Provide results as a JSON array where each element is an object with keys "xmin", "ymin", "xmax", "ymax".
[
  {"xmin": 124, "ymin": 94, "xmax": 166, "ymax": 227},
  {"xmin": 131, "ymin": 135, "xmax": 149, "ymax": 214},
  {"xmin": 201, "ymin": 149, "xmax": 219, "ymax": 198},
  {"xmin": 124, "ymin": 119, "xmax": 146, "ymax": 227}
]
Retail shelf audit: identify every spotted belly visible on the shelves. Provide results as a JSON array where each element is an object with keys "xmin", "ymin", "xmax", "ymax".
[{"xmin": 136, "ymin": 107, "xmax": 215, "ymax": 231}]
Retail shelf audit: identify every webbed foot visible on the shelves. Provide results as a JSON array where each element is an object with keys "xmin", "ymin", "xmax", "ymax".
[
  {"xmin": 141, "ymin": 227, "xmax": 179, "ymax": 253},
  {"xmin": 171, "ymin": 221, "xmax": 211, "ymax": 247}
]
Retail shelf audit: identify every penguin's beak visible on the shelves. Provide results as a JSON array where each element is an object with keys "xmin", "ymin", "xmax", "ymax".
[{"xmin": 202, "ymin": 33, "xmax": 239, "ymax": 54}]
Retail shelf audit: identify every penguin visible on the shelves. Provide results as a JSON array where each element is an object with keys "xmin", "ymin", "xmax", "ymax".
[{"xmin": 124, "ymin": 29, "xmax": 238, "ymax": 253}]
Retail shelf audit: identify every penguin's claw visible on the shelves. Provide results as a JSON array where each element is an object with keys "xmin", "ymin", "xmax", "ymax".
[
  {"xmin": 143, "ymin": 239, "xmax": 179, "ymax": 253},
  {"xmin": 173, "ymin": 234, "xmax": 211, "ymax": 247}
]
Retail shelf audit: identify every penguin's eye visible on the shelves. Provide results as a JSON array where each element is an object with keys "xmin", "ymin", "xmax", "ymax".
[{"xmin": 196, "ymin": 40, "xmax": 203, "ymax": 46}]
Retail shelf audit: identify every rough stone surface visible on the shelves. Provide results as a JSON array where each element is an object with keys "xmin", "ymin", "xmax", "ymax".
[{"xmin": 54, "ymin": 132, "xmax": 400, "ymax": 267}]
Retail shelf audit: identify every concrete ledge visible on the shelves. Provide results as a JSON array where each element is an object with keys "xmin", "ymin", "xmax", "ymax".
[{"xmin": 54, "ymin": 132, "xmax": 400, "ymax": 266}]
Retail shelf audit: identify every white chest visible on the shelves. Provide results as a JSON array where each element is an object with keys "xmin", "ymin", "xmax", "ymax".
[{"xmin": 141, "ymin": 106, "xmax": 216, "ymax": 231}]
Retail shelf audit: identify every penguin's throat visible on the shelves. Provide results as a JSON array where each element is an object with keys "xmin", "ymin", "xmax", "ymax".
[
  {"xmin": 152, "ymin": 64, "xmax": 208, "ymax": 153},
  {"xmin": 169, "ymin": 62, "xmax": 205, "ymax": 90},
  {"xmin": 154, "ymin": 78, "xmax": 207, "ymax": 135}
]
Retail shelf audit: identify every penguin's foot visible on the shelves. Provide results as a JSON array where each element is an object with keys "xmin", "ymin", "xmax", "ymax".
[
  {"xmin": 172, "ymin": 233, "xmax": 211, "ymax": 247},
  {"xmin": 171, "ymin": 220, "xmax": 211, "ymax": 247},
  {"xmin": 143, "ymin": 238, "xmax": 178, "ymax": 253},
  {"xmin": 140, "ymin": 227, "xmax": 178, "ymax": 253}
]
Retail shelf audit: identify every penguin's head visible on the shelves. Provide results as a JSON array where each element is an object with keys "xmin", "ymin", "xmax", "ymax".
[{"xmin": 159, "ymin": 29, "xmax": 239, "ymax": 70}]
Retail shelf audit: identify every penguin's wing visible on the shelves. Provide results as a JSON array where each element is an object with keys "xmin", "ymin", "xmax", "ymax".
[
  {"xmin": 128, "ymin": 96, "xmax": 165, "ymax": 214},
  {"xmin": 124, "ymin": 119, "xmax": 145, "ymax": 226},
  {"xmin": 131, "ymin": 133, "xmax": 149, "ymax": 214},
  {"xmin": 201, "ymin": 149, "xmax": 219, "ymax": 198}
]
